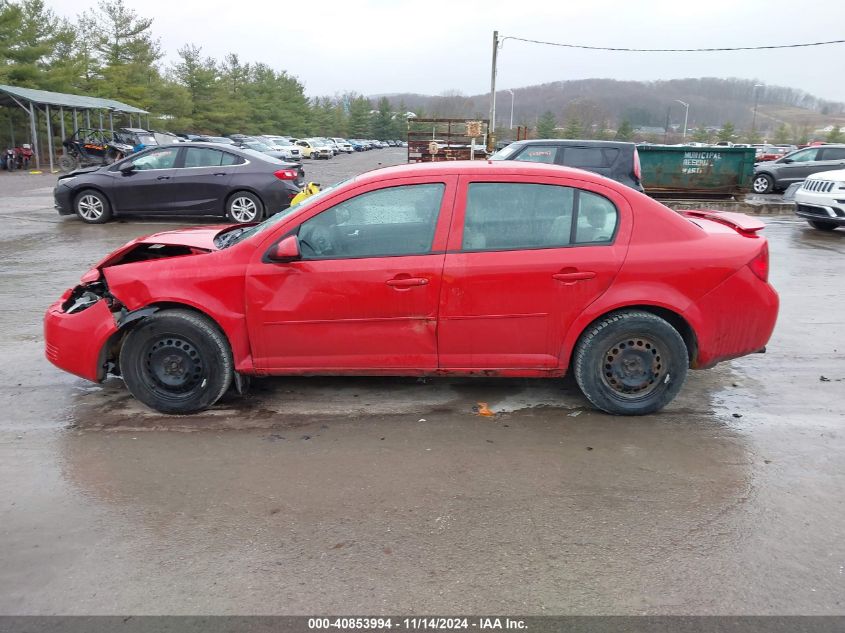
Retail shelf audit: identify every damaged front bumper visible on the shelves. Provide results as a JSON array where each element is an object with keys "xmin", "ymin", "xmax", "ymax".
[{"xmin": 44, "ymin": 283, "xmax": 120, "ymax": 382}]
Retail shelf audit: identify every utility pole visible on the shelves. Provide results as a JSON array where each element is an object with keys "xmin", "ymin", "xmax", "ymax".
[
  {"xmin": 675, "ymin": 100, "xmax": 689, "ymax": 140},
  {"xmin": 752, "ymin": 84, "xmax": 764, "ymax": 138},
  {"xmin": 488, "ymin": 30, "xmax": 499, "ymax": 152}
]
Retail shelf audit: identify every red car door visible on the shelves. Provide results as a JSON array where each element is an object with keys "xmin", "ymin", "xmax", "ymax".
[
  {"xmin": 438, "ymin": 175, "xmax": 631, "ymax": 370},
  {"xmin": 245, "ymin": 176, "xmax": 456, "ymax": 371}
]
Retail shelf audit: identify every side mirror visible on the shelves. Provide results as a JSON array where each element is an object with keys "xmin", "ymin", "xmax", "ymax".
[
  {"xmin": 267, "ymin": 235, "xmax": 300, "ymax": 262},
  {"xmin": 781, "ymin": 158, "xmax": 793, "ymax": 164},
  {"xmin": 118, "ymin": 161, "xmax": 135, "ymax": 173}
]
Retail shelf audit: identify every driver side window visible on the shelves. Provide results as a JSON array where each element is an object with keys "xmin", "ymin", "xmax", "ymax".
[{"xmin": 298, "ymin": 183, "xmax": 445, "ymax": 259}]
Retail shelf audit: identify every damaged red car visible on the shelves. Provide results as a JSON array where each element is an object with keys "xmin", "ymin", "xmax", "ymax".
[{"xmin": 44, "ymin": 161, "xmax": 779, "ymax": 415}]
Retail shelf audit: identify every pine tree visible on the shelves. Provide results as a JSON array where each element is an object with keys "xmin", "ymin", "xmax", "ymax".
[
  {"xmin": 536, "ymin": 111, "xmax": 556, "ymax": 138},
  {"xmin": 717, "ymin": 122, "xmax": 736, "ymax": 143},
  {"xmin": 827, "ymin": 124, "xmax": 843, "ymax": 143},
  {"xmin": 562, "ymin": 116, "xmax": 581, "ymax": 139},
  {"xmin": 615, "ymin": 120, "xmax": 634, "ymax": 141},
  {"xmin": 773, "ymin": 123, "xmax": 791, "ymax": 144}
]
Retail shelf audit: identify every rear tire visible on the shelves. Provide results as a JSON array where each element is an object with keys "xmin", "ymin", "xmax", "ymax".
[
  {"xmin": 120, "ymin": 309, "xmax": 233, "ymax": 414},
  {"xmin": 225, "ymin": 191, "xmax": 263, "ymax": 223},
  {"xmin": 74, "ymin": 189, "xmax": 112, "ymax": 224},
  {"xmin": 752, "ymin": 174, "xmax": 774, "ymax": 194},
  {"xmin": 573, "ymin": 311, "xmax": 688, "ymax": 415},
  {"xmin": 809, "ymin": 219, "xmax": 838, "ymax": 231}
]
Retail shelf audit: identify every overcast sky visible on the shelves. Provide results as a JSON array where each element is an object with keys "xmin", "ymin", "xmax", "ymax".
[{"xmin": 52, "ymin": 0, "xmax": 845, "ymax": 103}]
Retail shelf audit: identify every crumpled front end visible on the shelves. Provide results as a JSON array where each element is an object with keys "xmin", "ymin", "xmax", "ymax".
[{"xmin": 44, "ymin": 281, "xmax": 121, "ymax": 382}]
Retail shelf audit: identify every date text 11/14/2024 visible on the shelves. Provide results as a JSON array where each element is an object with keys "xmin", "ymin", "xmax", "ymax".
[{"xmin": 308, "ymin": 618, "xmax": 528, "ymax": 630}]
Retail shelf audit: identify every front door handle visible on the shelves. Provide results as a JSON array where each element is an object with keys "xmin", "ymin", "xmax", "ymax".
[
  {"xmin": 553, "ymin": 271, "xmax": 596, "ymax": 284},
  {"xmin": 156, "ymin": 175, "xmax": 171, "ymax": 180},
  {"xmin": 386, "ymin": 276, "xmax": 429, "ymax": 289},
  {"xmin": 213, "ymin": 172, "xmax": 227, "ymax": 176}
]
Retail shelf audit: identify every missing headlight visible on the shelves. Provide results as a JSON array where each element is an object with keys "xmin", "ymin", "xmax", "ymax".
[{"xmin": 61, "ymin": 281, "xmax": 113, "ymax": 314}]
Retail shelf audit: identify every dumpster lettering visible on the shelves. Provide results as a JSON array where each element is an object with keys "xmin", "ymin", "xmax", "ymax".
[{"xmin": 682, "ymin": 151, "xmax": 722, "ymax": 174}]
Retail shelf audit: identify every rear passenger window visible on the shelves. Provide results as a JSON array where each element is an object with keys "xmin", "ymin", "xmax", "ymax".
[
  {"xmin": 820, "ymin": 148, "xmax": 845, "ymax": 161},
  {"xmin": 184, "ymin": 147, "xmax": 225, "ymax": 167},
  {"xmin": 221, "ymin": 152, "xmax": 243, "ymax": 165},
  {"xmin": 463, "ymin": 183, "xmax": 574, "ymax": 250},
  {"xmin": 564, "ymin": 147, "xmax": 619, "ymax": 168},
  {"xmin": 462, "ymin": 183, "xmax": 617, "ymax": 251},
  {"xmin": 575, "ymin": 192, "xmax": 618, "ymax": 244},
  {"xmin": 514, "ymin": 146, "xmax": 559, "ymax": 164}
]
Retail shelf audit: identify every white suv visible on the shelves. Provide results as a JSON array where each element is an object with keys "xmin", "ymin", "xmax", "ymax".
[
  {"xmin": 330, "ymin": 137, "xmax": 354, "ymax": 153},
  {"xmin": 794, "ymin": 169, "xmax": 845, "ymax": 231}
]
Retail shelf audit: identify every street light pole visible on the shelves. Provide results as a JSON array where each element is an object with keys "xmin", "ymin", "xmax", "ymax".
[
  {"xmin": 674, "ymin": 100, "xmax": 689, "ymax": 140},
  {"xmin": 506, "ymin": 89, "xmax": 515, "ymax": 130}
]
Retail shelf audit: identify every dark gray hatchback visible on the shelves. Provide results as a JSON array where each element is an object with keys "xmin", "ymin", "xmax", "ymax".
[{"xmin": 491, "ymin": 139, "xmax": 643, "ymax": 191}]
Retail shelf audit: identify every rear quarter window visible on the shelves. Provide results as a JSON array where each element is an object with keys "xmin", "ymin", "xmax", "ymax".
[{"xmin": 563, "ymin": 147, "xmax": 620, "ymax": 168}]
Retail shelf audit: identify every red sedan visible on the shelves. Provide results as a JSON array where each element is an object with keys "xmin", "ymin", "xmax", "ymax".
[{"xmin": 44, "ymin": 161, "xmax": 778, "ymax": 415}]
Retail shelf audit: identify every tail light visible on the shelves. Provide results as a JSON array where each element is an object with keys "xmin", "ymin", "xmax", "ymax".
[
  {"xmin": 748, "ymin": 243, "xmax": 769, "ymax": 282},
  {"xmin": 274, "ymin": 168, "xmax": 299, "ymax": 180},
  {"xmin": 633, "ymin": 148, "xmax": 642, "ymax": 182}
]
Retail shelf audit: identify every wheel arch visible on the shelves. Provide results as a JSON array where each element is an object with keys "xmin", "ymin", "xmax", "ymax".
[
  {"xmin": 102, "ymin": 301, "xmax": 241, "ymax": 378},
  {"xmin": 565, "ymin": 304, "xmax": 699, "ymax": 370},
  {"xmin": 225, "ymin": 188, "xmax": 266, "ymax": 217},
  {"xmin": 73, "ymin": 185, "xmax": 117, "ymax": 215}
]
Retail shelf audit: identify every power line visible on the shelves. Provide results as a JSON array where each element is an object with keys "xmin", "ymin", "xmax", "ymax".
[{"xmin": 500, "ymin": 35, "xmax": 845, "ymax": 52}]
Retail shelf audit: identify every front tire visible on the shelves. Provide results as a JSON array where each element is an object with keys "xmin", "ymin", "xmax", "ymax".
[
  {"xmin": 573, "ymin": 311, "xmax": 688, "ymax": 415},
  {"xmin": 74, "ymin": 189, "xmax": 112, "ymax": 223},
  {"xmin": 120, "ymin": 309, "xmax": 233, "ymax": 414},
  {"xmin": 752, "ymin": 174, "xmax": 774, "ymax": 194},
  {"xmin": 809, "ymin": 219, "xmax": 838, "ymax": 231},
  {"xmin": 226, "ymin": 191, "xmax": 263, "ymax": 223},
  {"xmin": 58, "ymin": 154, "xmax": 77, "ymax": 172}
]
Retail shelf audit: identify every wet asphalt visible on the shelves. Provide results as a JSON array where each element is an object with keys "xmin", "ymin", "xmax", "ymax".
[{"xmin": 0, "ymin": 149, "xmax": 843, "ymax": 615}]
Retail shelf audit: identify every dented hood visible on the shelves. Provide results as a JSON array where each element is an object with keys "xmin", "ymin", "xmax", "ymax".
[{"xmin": 81, "ymin": 225, "xmax": 230, "ymax": 282}]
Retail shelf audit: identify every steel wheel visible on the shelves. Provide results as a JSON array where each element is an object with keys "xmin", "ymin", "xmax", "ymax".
[
  {"xmin": 142, "ymin": 335, "xmax": 205, "ymax": 397},
  {"xmin": 600, "ymin": 335, "xmax": 664, "ymax": 399}
]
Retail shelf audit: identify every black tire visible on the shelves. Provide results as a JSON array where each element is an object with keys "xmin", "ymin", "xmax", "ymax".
[
  {"xmin": 573, "ymin": 311, "xmax": 688, "ymax": 415},
  {"xmin": 74, "ymin": 189, "xmax": 112, "ymax": 224},
  {"xmin": 809, "ymin": 219, "xmax": 838, "ymax": 231},
  {"xmin": 58, "ymin": 154, "xmax": 77, "ymax": 172},
  {"xmin": 752, "ymin": 173, "xmax": 774, "ymax": 194},
  {"xmin": 225, "ymin": 191, "xmax": 263, "ymax": 223},
  {"xmin": 120, "ymin": 309, "xmax": 233, "ymax": 414}
]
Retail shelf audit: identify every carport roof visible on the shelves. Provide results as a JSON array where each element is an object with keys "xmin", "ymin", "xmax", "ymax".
[{"xmin": 0, "ymin": 84, "xmax": 148, "ymax": 114}]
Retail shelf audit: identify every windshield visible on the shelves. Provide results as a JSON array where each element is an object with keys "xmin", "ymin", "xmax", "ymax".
[
  {"xmin": 490, "ymin": 144, "xmax": 519, "ymax": 160},
  {"xmin": 221, "ymin": 180, "xmax": 350, "ymax": 248}
]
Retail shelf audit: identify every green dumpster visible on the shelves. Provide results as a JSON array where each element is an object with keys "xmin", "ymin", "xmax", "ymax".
[{"xmin": 638, "ymin": 145, "xmax": 757, "ymax": 197}]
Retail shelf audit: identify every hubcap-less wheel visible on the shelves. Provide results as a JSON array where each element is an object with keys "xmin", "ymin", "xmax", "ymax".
[
  {"xmin": 77, "ymin": 194, "xmax": 104, "ymax": 221},
  {"xmin": 229, "ymin": 196, "xmax": 258, "ymax": 223},
  {"xmin": 144, "ymin": 336, "xmax": 204, "ymax": 395},
  {"xmin": 753, "ymin": 175, "xmax": 772, "ymax": 193},
  {"xmin": 601, "ymin": 335, "xmax": 664, "ymax": 399}
]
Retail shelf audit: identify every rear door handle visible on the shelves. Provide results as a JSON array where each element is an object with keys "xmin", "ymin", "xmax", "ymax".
[
  {"xmin": 214, "ymin": 172, "xmax": 227, "ymax": 176},
  {"xmin": 156, "ymin": 175, "xmax": 171, "ymax": 180},
  {"xmin": 386, "ymin": 277, "xmax": 429, "ymax": 289},
  {"xmin": 553, "ymin": 271, "xmax": 596, "ymax": 284}
]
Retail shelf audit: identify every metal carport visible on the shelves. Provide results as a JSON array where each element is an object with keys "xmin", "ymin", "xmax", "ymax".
[{"xmin": 0, "ymin": 85, "xmax": 149, "ymax": 172}]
